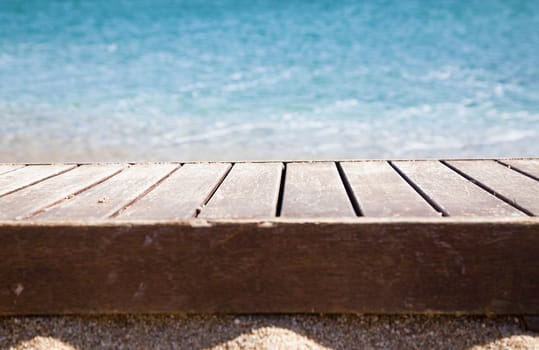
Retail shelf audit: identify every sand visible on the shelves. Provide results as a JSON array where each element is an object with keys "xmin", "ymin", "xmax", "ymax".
[{"xmin": 1, "ymin": 315, "xmax": 538, "ymax": 350}]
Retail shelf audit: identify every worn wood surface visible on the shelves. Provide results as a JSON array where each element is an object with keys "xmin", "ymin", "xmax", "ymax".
[
  {"xmin": 447, "ymin": 160, "xmax": 539, "ymax": 215},
  {"xmin": 0, "ymin": 165, "xmax": 124, "ymax": 220},
  {"xmin": 0, "ymin": 159, "xmax": 538, "ymax": 315},
  {"xmin": 120, "ymin": 163, "xmax": 231, "ymax": 220},
  {"xmin": 0, "ymin": 165, "xmax": 25, "ymax": 176},
  {"xmin": 34, "ymin": 164, "xmax": 177, "ymax": 221},
  {"xmin": 500, "ymin": 159, "xmax": 539, "ymax": 180},
  {"xmin": 281, "ymin": 162, "xmax": 355, "ymax": 217},
  {"xmin": 393, "ymin": 161, "xmax": 524, "ymax": 217},
  {"xmin": 200, "ymin": 163, "xmax": 282, "ymax": 219},
  {"xmin": 0, "ymin": 165, "xmax": 76, "ymax": 197},
  {"xmin": 0, "ymin": 220, "xmax": 538, "ymax": 315},
  {"xmin": 340, "ymin": 161, "xmax": 439, "ymax": 217},
  {"xmin": 0, "ymin": 160, "xmax": 535, "ymax": 220}
]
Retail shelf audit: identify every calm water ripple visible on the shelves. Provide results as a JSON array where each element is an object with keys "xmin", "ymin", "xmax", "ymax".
[{"xmin": 0, "ymin": 0, "xmax": 538, "ymax": 161}]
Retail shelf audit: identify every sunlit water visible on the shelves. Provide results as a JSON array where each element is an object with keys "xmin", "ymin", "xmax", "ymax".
[{"xmin": 1, "ymin": 0, "xmax": 538, "ymax": 161}]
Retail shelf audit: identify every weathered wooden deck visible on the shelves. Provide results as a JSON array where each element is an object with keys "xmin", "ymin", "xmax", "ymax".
[{"xmin": 0, "ymin": 159, "xmax": 538, "ymax": 315}]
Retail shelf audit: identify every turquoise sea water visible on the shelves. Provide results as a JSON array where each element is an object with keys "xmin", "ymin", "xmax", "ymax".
[{"xmin": 1, "ymin": 0, "xmax": 538, "ymax": 161}]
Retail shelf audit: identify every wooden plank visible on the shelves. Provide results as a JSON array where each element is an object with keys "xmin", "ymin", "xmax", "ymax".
[
  {"xmin": 393, "ymin": 161, "xmax": 524, "ymax": 217},
  {"xmin": 120, "ymin": 163, "xmax": 231, "ymax": 220},
  {"xmin": 0, "ymin": 165, "xmax": 124, "ymax": 220},
  {"xmin": 447, "ymin": 160, "xmax": 539, "ymax": 215},
  {"xmin": 281, "ymin": 162, "xmax": 355, "ymax": 218},
  {"xmin": 341, "ymin": 161, "xmax": 439, "ymax": 217},
  {"xmin": 200, "ymin": 163, "xmax": 282, "ymax": 219},
  {"xmin": 500, "ymin": 159, "xmax": 539, "ymax": 180},
  {"xmin": 0, "ymin": 164, "xmax": 76, "ymax": 197},
  {"xmin": 0, "ymin": 165, "xmax": 25, "ymax": 176},
  {"xmin": 34, "ymin": 164, "xmax": 178, "ymax": 221},
  {"xmin": 0, "ymin": 220, "xmax": 538, "ymax": 314}
]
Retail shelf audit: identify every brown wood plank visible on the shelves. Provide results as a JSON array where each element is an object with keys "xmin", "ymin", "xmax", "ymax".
[
  {"xmin": 281, "ymin": 162, "xmax": 355, "ymax": 218},
  {"xmin": 200, "ymin": 163, "xmax": 282, "ymax": 219},
  {"xmin": 0, "ymin": 220, "xmax": 538, "ymax": 314},
  {"xmin": 119, "ymin": 163, "xmax": 231, "ymax": 220},
  {"xmin": 500, "ymin": 159, "xmax": 539, "ymax": 180},
  {"xmin": 0, "ymin": 164, "xmax": 76, "ymax": 197},
  {"xmin": 34, "ymin": 164, "xmax": 178, "ymax": 221},
  {"xmin": 447, "ymin": 160, "xmax": 539, "ymax": 215},
  {"xmin": 0, "ymin": 165, "xmax": 124, "ymax": 220},
  {"xmin": 0, "ymin": 165, "xmax": 25, "ymax": 176},
  {"xmin": 393, "ymin": 161, "xmax": 523, "ymax": 217},
  {"xmin": 341, "ymin": 161, "xmax": 439, "ymax": 217}
]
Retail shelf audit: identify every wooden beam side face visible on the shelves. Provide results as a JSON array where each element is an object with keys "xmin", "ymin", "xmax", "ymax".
[{"xmin": 0, "ymin": 221, "xmax": 538, "ymax": 315}]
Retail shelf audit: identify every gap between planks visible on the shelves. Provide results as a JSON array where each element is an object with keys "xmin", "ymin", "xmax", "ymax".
[
  {"xmin": 1, "ymin": 160, "xmax": 537, "ymax": 221},
  {"xmin": 496, "ymin": 159, "xmax": 539, "ymax": 182},
  {"xmin": 441, "ymin": 160, "xmax": 535, "ymax": 217}
]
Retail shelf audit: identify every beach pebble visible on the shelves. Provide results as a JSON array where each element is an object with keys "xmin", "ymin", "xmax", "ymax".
[{"xmin": 1, "ymin": 315, "xmax": 537, "ymax": 349}]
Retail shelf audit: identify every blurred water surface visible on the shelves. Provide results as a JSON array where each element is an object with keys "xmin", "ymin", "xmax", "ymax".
[{"xmin": 1, "ymin": 0, "xmax": 538, "ymax": 161}]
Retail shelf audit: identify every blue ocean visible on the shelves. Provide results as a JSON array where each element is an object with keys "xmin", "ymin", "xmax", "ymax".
[{"xmin": 1, "ymin": 0, "xmax": 538, "ymax": 161}]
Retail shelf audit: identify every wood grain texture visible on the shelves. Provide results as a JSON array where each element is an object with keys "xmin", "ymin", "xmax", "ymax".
[
  {"xmin": 281, "ymin": 162, "xmax": 355, "ymax": 218},
  {"xmin": 499, "ymin": 159, "xmax": 539, "ymax": 180},
  {"xmin": 0, "ymin": 165, "xmax": 76, "ymax": 197},
  {"xmin": 34, "ymin": 164, "xmax": 178, "ymax": 221},
  {"xmin": 200, "ymin": 163, "xmax": 282, "ymax": 219},
  {"xmin": 393, "ymin": 161, "xmax": 524, "ymax": 217},
  {"xmin": 0, "ymin": 165, "xmax": 25, "ymax": 176},
  {"xmin": 120, "ymin": 163, "xmax": 231, "ymax": 220},
  {"xmin": 0, "ymin": 165, "xmax": 124, "ymax": 220},
  {"xmin": 341, "ymin": 161, "xmax": 439, "ymax": 217},
  {"xmin": 447, "ymin": 160, "xmax": 539, "ymax": 215},
  {"xmin": 0, "ymin": 220, "xmax": 538, "ymax": 315}
]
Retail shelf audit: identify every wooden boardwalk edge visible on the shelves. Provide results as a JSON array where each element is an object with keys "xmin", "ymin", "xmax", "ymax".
[{"xmin": 1, "ymin": 219, "xmax": 538, "ymax": 315}]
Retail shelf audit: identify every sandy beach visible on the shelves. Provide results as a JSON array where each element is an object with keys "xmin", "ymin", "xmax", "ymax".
[{"xmin": 1, "ymin": 314, "xmax": 538, "ymax": 350}]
